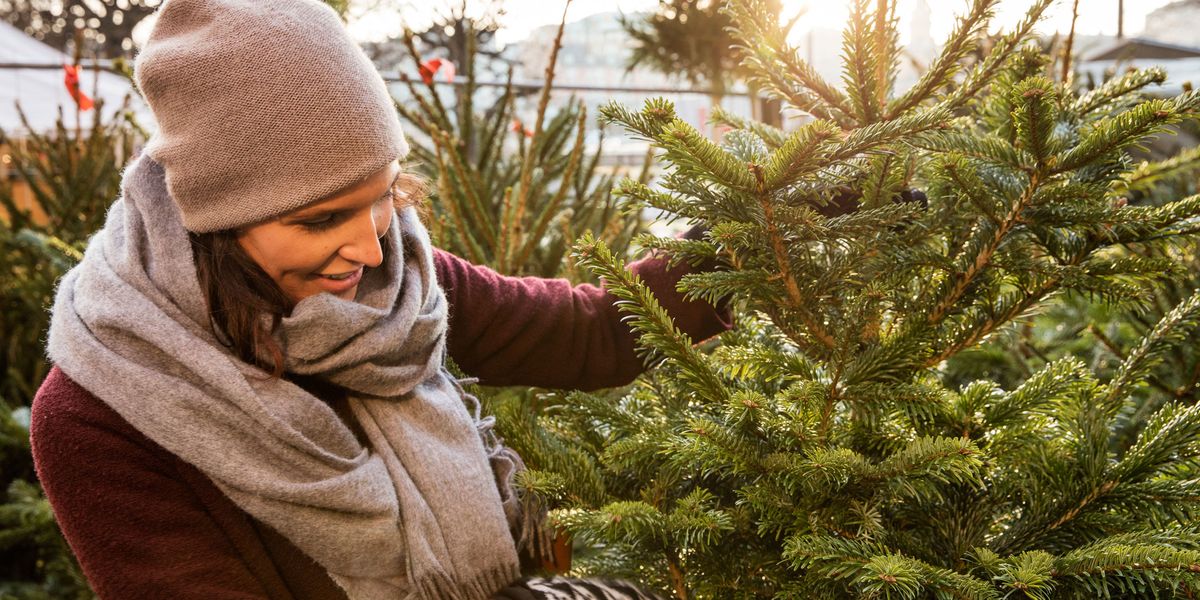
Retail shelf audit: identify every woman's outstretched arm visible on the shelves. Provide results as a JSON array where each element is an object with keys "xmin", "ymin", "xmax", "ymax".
[{"xmin": 434, "ymin": 238, "xmax": 732, "ymax": 391}]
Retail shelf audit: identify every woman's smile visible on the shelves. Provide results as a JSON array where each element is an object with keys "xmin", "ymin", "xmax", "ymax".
[
  {"xmin": 235, "ymin": 161, "xmax": 401, "ymax": 304},
  {"xmin": 312, "ymin": 267, "xmax": 364, "ymax": 296}
]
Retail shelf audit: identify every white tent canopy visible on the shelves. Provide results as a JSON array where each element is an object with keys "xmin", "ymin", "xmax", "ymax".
[{"xmin": 0, "ymin": 21, "xmax": 153, "ymax": 135}]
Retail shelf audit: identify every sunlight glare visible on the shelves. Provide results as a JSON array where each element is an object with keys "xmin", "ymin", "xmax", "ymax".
[{"xmin": 780, "ymin": 0, "xmax": 1178, "ymax": 48}]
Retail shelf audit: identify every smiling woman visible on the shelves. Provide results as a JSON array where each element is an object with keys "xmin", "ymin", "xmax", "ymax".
[
  {"xmin": 189, "ymin": 161, "xmax": 429, "ymax": 377},
  {"xmin": 27, "ymin": 0, "xmax": 730, "ymax": 598}
]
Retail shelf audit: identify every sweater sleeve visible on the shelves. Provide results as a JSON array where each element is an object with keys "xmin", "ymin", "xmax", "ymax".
[
  {"xmin": 29, "ymin": 367, "xmax": 284, "ymax": 600},
  {"xmin": 434, "ymin": 247, "xmax": 732, "ymax": 391}
]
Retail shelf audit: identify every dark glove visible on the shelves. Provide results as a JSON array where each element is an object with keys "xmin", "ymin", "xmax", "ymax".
[
  {"xmin": 813, "ymin": 188, "xmax": 928, "ymax": 218},
  {"xmin": 493, "ymin": 577, "xmax": 666, "ymax": 600}
]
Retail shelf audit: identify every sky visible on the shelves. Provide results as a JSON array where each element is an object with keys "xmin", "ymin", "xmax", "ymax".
[{"xmin": 346, "ymin": 0, "xmax": 1180, "ymax": 47}]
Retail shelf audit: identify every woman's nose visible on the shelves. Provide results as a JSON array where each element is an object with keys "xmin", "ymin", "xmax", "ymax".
[{"xmin": 338, "ymin": 208, "xmax": 385, "ymax": 268}]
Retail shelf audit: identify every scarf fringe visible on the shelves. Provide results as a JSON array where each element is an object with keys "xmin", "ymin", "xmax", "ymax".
[
  {"xmin": 449, "ymin": 374, "xmax": 556, "ymax": 565},
  {"xmin": 414, "ymin": 562, "xmax": 522, "ymax": 600}
]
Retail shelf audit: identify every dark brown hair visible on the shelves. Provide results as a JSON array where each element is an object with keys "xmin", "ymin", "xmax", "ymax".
[{"xmin": 190, "ymin": 172, "xmax": 428, "ymax": 377}]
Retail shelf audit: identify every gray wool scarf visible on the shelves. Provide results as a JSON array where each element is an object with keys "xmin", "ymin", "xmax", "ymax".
[{"xmin": 47, "ymin": 155, "xmax": 522, "ymax": 599}]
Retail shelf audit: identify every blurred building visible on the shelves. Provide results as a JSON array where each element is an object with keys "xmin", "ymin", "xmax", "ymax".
[
  {"xmin": 507, "ymin": 12, "xmax": 755, "ymax": 167},
  {"xmin": 1142, "ymin": 0, "xmax": 1200, "ymax": 48},
  {"xmin": 1068, "ymin": 0, "xmax": 1200, "ymax": 97}
]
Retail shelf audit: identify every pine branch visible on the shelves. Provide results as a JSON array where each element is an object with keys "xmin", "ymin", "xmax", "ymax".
[
  {"xmin": 841, "ymin": 330, "xmax": 930, "ymax": 385},
  {"xmin": 1117, "ymin": 145, "xmax": 1200, "ymax": 196},
  {"xmin": 926, "ymin": 170, "xmax": 1042, "ymax": 327},
  {"xmin": 1011, "ymin": 77, "xmax": 1058, "ymax": 167},
  {"xmin": 710, "ymin": 105, "xmax": 787, "ymax": 149},
  {"xmin": 827, "ymin": 106, "xmax": 952, "ymax": 162},
  {"xmin": 873, "ymin": 436, "xmax": 985, "ymax": 494},
  {"xmin": 431, "ymin": 142, "xmax": 488, "ymax": 263},
  {"xmin": 614, "ymin": 178, "xmax": 696, "ymax": 218},
  {"xmin": 637, "ymin": 236, "xmax": 719, "ymax": 269},
  {"xmin": 739, "ymin": 47, "xmax": 850, "ymax": 125},
  {"xmin": 1059, "ymin": 0, "xmax": 1081, "ymax": 85},
  {"xmin": 841, "ymin": 0, "xmax": 882, "ymax": 123},
  {"xmin": 573, "ymin": 233, "xmax": 730, "ymax": 405},
  {"xmin": 944, "ymin": 0, "xmax": 1055, "ymax": 111},
  {"xmin": 1104, "ymin": 193, "xmax": 1200, "ymax": 243},
  {"xmin": 724, "ymin": 0, "xmax": 855, "ymax": 125},
  {"xmin": 753, "ymin": 179, "xmax": 837, "ymax": 352},
  {"xmin": 986, "ymin": 551, "xmax": 1058, "ymax": 599},
  {"xmin": 871, "ymin": 0, "xmax": 900, "ymax": 113},
  {"xmin": 1056, "ymin": 93, "xmax": 1200, "ymax": 174},
  {"xmin": 984, "ymin": 358, "xmax": 1091, "ymax": 427},
  {"xmin": 927, "ymin": 279, "xmax": 1061, "ymax": 367},
  {"xmin": 598, "ymin": 98, "xmax": 678, "ymax": 142},
  {"xmin": 487, "ymin": 393, "xmax": 608, "ymax": 506},
  {"xmin": 1104, "ymin": 479, "xmax": 1200, "ymax": 524},
  {"xmin": 503, "ymin": 0, "xmax": 572, "ymax": 272},
  {"xmin": 431, "ymin": 128, "xmax": 499, "ymax": 251},
  {"xmin": 1111, "ymin": 400, "xmax": 1200, "ymax": 485},
  {"xmin": 913, "ymin": 130, "xmax": 1032, "ymax": 168},
  {"xmin": 761, "ymin": 120, "xmax": 840, "ymax": 188},
  {"xmin": 785, "ymin": 537, "xmax": 999, "ymax": 600},
  {"xmin": 513, "ymin": 109, "xmax": 587, "ymax": 269},
  {"xmin": 887, "ymin": 0, "xmax": 996, "ymax": 117},
  {"xmin": 1054, "ymin": 543, "xmax": 1200, "ymax": 596},
  {"xmin": 1103, "ymin": 292, "xmax": 1200, "ymax": 415},
  {"xmin": 711, "ymin": 342, "xmax": 820, "ymax": 384},
  {"xmin": 659, "ymin": 119, "xmax": 759, "ymax": 191},
  {"xmin": 1073, "ymin": 67, "xmax": 1168, "ymax": 116}
]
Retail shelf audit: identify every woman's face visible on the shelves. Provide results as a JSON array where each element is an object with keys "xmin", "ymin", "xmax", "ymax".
[{"xmin": 237, "ymin": 161, "xmax": 401, "ymax": 304}]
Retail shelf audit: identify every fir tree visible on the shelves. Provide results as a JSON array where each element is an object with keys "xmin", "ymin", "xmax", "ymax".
[
  {"xmin": 0, "ymin": 0, "xmax": 157, "ymax": 58},
  {"xmin": 0, "ymin": 103, "xmax": 136, "ymax": 597},
  {"xmin": 943, "ymin": 115, "xmax": 1200, "ymax": 451},
  {"xmin": 621, "ymin": 0, "xmax": 790, "ymax": 124},
  {"xmin": 498, "ymin": 0, "xmax": 1200, "ymax": 597},
  {"xmin": 392, "ymin": 12, "xmax": 646, "ymax": 279}
]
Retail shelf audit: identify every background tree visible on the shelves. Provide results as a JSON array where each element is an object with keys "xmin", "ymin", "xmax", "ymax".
[
  {"xmin": 621, "ymin": 0, "xmax": 789, "ymax": 125},
  {"xmin": 0, "ymin": 0, "xmax": 352, "ymax": 58},
  {"xmin": 412, "ymin": 0, "xmax": 509, "ymax": 79},
  {"xmin": 392, "ymin": 9, "xmax": 646, "ymax": 278},
  {"xmin": 0, "ymin": 0, "xmax": 158, "ymax": 58},
  {"xmin": 0, "ymin": 102, "xmax": 140, "ymax": 597},
  {"xmin": 363, "ymin": 0, "xmax": 513, "ymax": 81}
]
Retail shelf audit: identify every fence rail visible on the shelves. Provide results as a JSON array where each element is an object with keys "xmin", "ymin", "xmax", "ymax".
[{"xmin": 0, "ymin": 62, "xmax": 749, "ymax": 97}]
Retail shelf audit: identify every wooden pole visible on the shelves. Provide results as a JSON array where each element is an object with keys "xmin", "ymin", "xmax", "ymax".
[
  {"xmin": 1061, "ymin": 0, "xmax": 1080, "ymax": 84},
  {"xmin": 1117, "ymin": 0, "xmax": 1124, "ymax": 39}
]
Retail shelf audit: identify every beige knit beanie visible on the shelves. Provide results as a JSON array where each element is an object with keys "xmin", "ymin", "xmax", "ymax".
[{"xmin": 134, "ymin": 0, "xmax": 409, "ymax": 233}]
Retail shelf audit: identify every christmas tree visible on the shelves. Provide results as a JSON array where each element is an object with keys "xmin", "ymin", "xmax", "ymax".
[
  {"xmin": 0, "ymin": 104, "xmax": 135, "ymax": 596},
  {"xmin": 496, "ymin": 0, "xmax": 1200, "ymax": 597},
  {"xmin": 392, "ymin": 12, "xmax": 647, "ymax": 279}
]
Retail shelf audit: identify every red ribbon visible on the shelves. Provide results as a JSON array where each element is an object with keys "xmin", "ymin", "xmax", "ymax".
[
  {"xmin": 510, "ymin": 118, "xmax": 533, "ymax": 138},
  {"xmin": 63, "ymin": 64, "xmax": 94, "ymax": 111},
  {"xmin": 417, "ymin": 58, "xmax": 456, "ymax": 85}
]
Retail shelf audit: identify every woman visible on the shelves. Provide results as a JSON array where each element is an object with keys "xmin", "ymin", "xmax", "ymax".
[{"xmin": 28, "ymin": 0, "xmax": 729, "ymax": 598}]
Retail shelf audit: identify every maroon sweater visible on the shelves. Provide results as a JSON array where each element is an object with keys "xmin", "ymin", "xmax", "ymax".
[{"xmin": 30, "ymin": 248, "xmax": 730, "ymax": 600}]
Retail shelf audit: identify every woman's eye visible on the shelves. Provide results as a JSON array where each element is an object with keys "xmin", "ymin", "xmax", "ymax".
[{"xmin": 298, "ymin": 215, "xmax": 338, "ymax": 231}]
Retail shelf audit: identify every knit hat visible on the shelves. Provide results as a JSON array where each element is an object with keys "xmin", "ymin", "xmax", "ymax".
[{"xmin": 134, "ymin": 0, "xmax": 409, "ymax": 233}]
